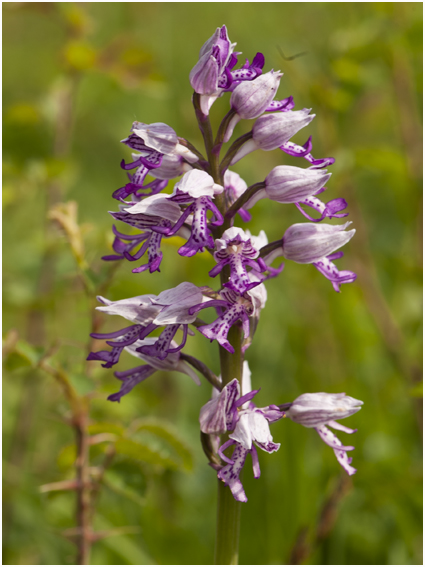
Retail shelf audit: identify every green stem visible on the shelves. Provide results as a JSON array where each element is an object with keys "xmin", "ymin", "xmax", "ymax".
[
  {"xmin": 219, "ymin": 131, "xmax": 253, "ymax": 177},
  {"xmin": 193, "ymin": 93, "xmax": 244, "ymax": 563},
  {"xmin": 215, "ymin": 277, "xmax": 243, "ymax": 565},
  {"xmin": 180, "ymin": 353, "xmax": 222, "ymax": 391},
  {"xmin": 215, "ymin": 474, "xmax": 242, "ymax": 565},
  {"xmin": 225, "ymin": 181, "xmax": 266, "ymax": 220},
  {"xmin": 213, "ymin": 108, "xmax": 236, "ymax": 154},
  {"xmin": 259, "ymin": 239, "xmax": 284, "ymax": 259},
  {"xmin": 177, "ymin": 136, "xmax": 207, "ymax": 163},
  {"xmin": 218, "ymin": 322, "xmax": 243, "ymax": 387},
  {"xmin": 193, "ymin": 93, "xmax": 216, "ymax": 178}
]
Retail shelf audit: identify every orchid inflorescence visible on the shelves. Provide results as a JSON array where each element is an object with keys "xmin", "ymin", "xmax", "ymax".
[{"xmin": 89, "ymin": 25, "xmax": 363, "ymax": 502}]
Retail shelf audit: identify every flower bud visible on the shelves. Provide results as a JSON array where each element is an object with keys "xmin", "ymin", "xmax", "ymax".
[
  {"xmin": 224, "ymin": 71, "xmax": 283, "ymax": 142},
  {"xmin": 253, "ymin": 109, "xmax": 315, "ymax": 150},
  {"xmin": 231, "ymin": 70, "xmax": 283, "ymax": 119},
  {"xmin": 286, "ymin": 393, "xmax": 363, "ymax": 428},
  {"xmin": 265, "ymin": 165, "xmax": 331, "ymax": 203},
  {"xmin": 190, "ymin": 25, "xmax": 235, "ymax": 95},
  {"xmin": 231, "ymin": 109, "xmax": 315, "ymax": 164},
  {"xmin": 246, "ymin": 165, "xmax": 331, "ymax": 209},
  {"xmin": 282, "ymin": 222, "xmax": 355, "ymax": 264}
]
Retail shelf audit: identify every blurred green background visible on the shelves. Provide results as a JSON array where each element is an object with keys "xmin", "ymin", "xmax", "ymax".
[{"xmin": 3, "ymin": 3, "xmax": 422, "ymax": 565}]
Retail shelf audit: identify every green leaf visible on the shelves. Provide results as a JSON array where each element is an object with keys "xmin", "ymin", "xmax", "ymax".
[
  {"xmin": 103, "ymin": 461, "xmax": 147, "ymax": 506},
  {"xmin": 95, "ymin": 515, "xmax": 156, "ymax": 565},
  {"xmin": 114, "ymin": 438, "xmax": 180, "ymax": 470},
  {"xmin": 130, "ymin": 418, "xmax": 193, "ymax": 472},
  {"xmin": 3, "ymin": 338, "xmax": 44, "ymax": 370}
]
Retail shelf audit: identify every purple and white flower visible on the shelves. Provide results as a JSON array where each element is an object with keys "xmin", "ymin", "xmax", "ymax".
[
  {"xmin": 231, "ymin": 70, "xmax": 283, "ymax": 118},
  {"xmin": 279, "ymin": 222, "xmax": 357, "ymax": 292},
  {"xmin": 106, "ymin": 205, "xmax": 190, "ymax": 274},
  {"xmin": 105, "ymin": 195, "xmax": 183, "ymax": 272},
  {"xmin": 93, "ymin": 25, "xmax": 360, "ymax": 511},
  {"xmin": 103, "ymin": 217, "xmax": 175, "ymax": 274},
  {"xmin": 285, "ymin": 392, "xmax": 363, "ymax": 475},
  {"xmin": 167, "ymin": 170, "xmax": 224, "ymax": 257},
  {"xmin": 190, "ymin": 25, "xmax": 237, "ymax": 97},
  {"xmin": 252, "ymin": 109, "xmax": 315, "ymax": 151},
  {"xmin": 210, "ymin": 227, "xmax": 267, "ymax": 294},
  {"xmin": 116, "ymin": 122, "xmax": 198, "ymax": 201},
  {"xmin": 231, "ymin": 165, "xmax": 347, "ymax": 223},
  {"xmin": 108, "ymin": 338, "xmax": 201, "ymax": 402},
  {"xmin": 148, "ymin": 153, "xmax": 193, "ymax": 180},
  {"xmin": 189, "ymin": 287, "xmax": 258, "ymax": 353},
  {"xmin": 87, "ymin": 294, "xmax": 160, "ymax": 368},
  {"xmin": 190, "ymin": 26, "xmax": 265, "ymax": 115},
  {"xmin": 123, "ymin": 121, "xmax": 198, "ymax": 163},
  {"xmin": 199, "ymin": 363, "xmax": 284, "ymax": 502},
  {"xmin": 87, "ymin": 282, "xmax": 204, "ymax": 366}
]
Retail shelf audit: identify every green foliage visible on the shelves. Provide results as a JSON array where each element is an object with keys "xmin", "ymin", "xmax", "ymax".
[
  {"xmin": 3, "ymin": 3, "xmax": 422, "ymax": 565},
  {"xmin": 114, "ymin": 438, "xmax": 180, "ymax": 471},
  {"xmin": 3, "ymin": 337, "xmax": 45, "ymax": 370},
  {"xmin": 129, "ymin": 419, "xmax": 194, "ymax": 472}
]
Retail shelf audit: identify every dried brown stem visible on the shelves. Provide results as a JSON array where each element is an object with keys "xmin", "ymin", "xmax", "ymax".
[
  {"xmin": 74, "ymin": 408, "xmax": 92, "ymax": 565},
  {"xmin": 288, "ymin": 475, "xmax": 352, "ymax": 564}
]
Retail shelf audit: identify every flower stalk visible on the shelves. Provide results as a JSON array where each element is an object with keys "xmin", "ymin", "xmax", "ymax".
[
  {"xmin": 215, "ymin": 321, "xmax": 243, "ymax": 564},
  {"xmin": 215, "ymin": 473, "xmax": 243, "ymax": 565}
]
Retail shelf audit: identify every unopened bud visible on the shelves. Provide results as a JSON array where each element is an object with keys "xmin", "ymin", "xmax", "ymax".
[{"xmin": 282, "ymin": 222, "xmax": 355, "ymax": 263}]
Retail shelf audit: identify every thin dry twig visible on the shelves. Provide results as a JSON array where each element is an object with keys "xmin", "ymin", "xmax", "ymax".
[{"xmin": 288, "ymin": 475, "xmax": 352, "ymax": 564}]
